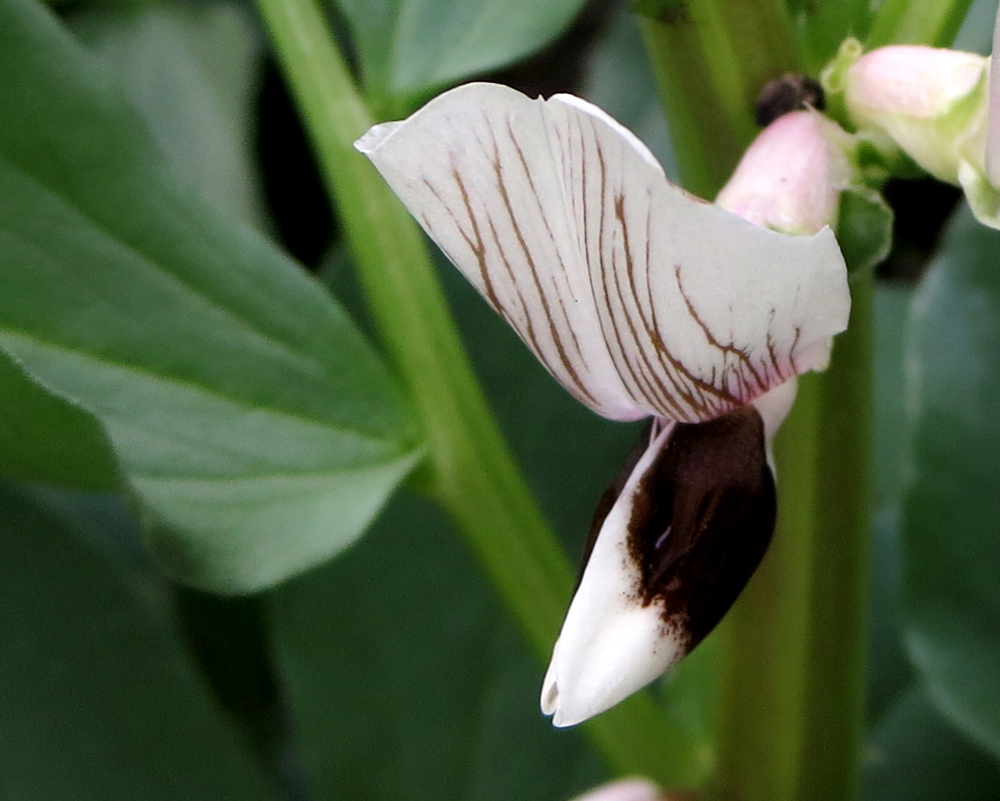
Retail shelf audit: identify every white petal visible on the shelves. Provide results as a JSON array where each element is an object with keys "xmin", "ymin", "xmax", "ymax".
[
  {"xmin": 356, "ymin": 83, "xmax": 644, "ymax": 421},
  {"xmin": 959, "ymin": 158, "xmax": 1000, "ymax": 229},
  {"xmin": 357, "ymin": 83, "xmax": 849, "ymax": 424},
  {"xmin": 544, "ymin": 95, "xmax": 849, "ymax": 421}
]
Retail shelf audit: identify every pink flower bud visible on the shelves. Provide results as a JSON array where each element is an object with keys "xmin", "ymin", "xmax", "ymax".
[
  {"xmin": 715, "ymin": 110, "xmax": 851, "ymax": 235},
  {"xmin": 843, "ymin": 45, "xmax": 988, "ymax": 183},
  {"xmin": 569, "ymin": 778, "xmax": 664, "ymax": 801}
]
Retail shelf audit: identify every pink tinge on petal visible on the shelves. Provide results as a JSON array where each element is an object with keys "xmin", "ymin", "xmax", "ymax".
[
  {"xmin": 569, "ymin": 778, "xmax": 663, "ymax": 801},
  {"xmin": 715, "ymin": 111, "xmax": 849, "ymax": 235},
  {"xmin": 846, "ymin": 45, "xmax": 985, "ymax": 121}
]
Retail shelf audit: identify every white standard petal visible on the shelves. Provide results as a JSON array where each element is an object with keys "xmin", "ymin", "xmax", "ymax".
[
  {"xmin": 356, "ymin": 83, "xmax": 850, "ymax": 425},
  {"xmin": 356, "ymin": 83, "xmax": 645, "ymax": 422}
]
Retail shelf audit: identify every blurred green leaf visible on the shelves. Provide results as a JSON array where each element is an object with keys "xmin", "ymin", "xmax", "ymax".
[
  {"xmin": 336, "ymin": 0, "xmax": 589, "ymax": 107},
  {"xmin": 269, "ymin": 490, "xmax": 606, "ymax": 801},
  {"xmin": 952, "ymin": 0, "xmax": 1000, "ymax": 53},
  {"xmin": 71, "ymin": 2, "xmax": 267, "ymax": 226},
  {"xmin": 0, "ymin": 482, "xmax": 281, "ymax": 800},
  {"xmin": 867, "ymin": 504, "xmax": 914, "ymax": 725},
  {"xmin": 866, "ymin": 0, "xmax": 975, "ymax": 49},
  {"xmin": 902, "ymin": 206, "xmax": 1000, "ymax": 761},
  {"xmin": 0, "ymin": 349, "xmax": 118, "ymax": 490},
  {"xmin": 0, "ymin": 0, "xmax": 419, "ymax": 592},
  {"xmin": 865, "ymin": 281, "xmax": 917, "ymax": 724},
  {"xmin": 862, "ymin": 685, "xmax": 1000, "ymax": 800},
  {"xmin": 872, "ymin": 283, "xmax": 912, "ymax": 509}
]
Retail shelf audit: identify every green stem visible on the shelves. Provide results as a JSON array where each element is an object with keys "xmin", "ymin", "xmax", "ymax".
[
  {"xmin": 800, "ymin": 271, "xmax": 872, "ymax": 796},
  {"xmin": 715, "ymin": 273, "xmax": 873, "ymax": 801},
  {"xmin": 642, "ymin": 4, "xmax": 873, "ymax": 798},
  {"xmin": 254, "ymin": 0, "xmax": 703, "ymax": 786},
  {"xmin": 637, "ymin": 0, "xmax": 799, "ymax": 197},
  {"xmin": 866, "ymin": 0, "xmax": 976, "ymax": 49}
]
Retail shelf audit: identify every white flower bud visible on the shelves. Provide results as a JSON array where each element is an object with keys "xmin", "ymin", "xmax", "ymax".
[{"xmin": 715, "ymin": 110, "xmax": 852, "ymax": 235}]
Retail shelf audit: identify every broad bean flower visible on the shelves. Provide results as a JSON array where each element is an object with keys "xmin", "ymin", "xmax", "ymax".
[{"xmin": 356, "ymin": 83, "xmax": 850, "ymax": 726}]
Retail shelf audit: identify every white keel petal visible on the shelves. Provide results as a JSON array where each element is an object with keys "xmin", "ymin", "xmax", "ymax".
[
  {"xmin": 542, "ymin": 423, "xmax": 683, "ymax": 727},
  {"xmin": 543, "ymin": 401, "xmax": 780, "ymax": 726}
]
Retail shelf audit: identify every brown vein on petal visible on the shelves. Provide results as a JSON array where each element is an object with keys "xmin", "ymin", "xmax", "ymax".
[
  {"xmin": 590, "ymin": 133, "xmax": 651, "ymax": 406},
  {"xmin": 673, "ymin": 263, "xmax": 769, "ymax": 398},
  {"xmin": 505, "ymin": 118, "xmax": 586, "ymax": 365},
  {"xmin": 657, "ymin": 264, "xmax": 742, "ymax": 411},
  {"xmin": 432, "ymin": 171, "xmax": 503, "ymax": 314},
  {"xmin": 482, "ymin": 115, "xmax": 598, "ymax": 406},
  {"xmin": 638, "ymin": 201, "xmax": 712, "ymax": 418},
  {"xmin": 615, "ymin": 192, "xmax": 688, "ymax": 420},
  {"xmin": 629, "ymin": 194, "xmax": 716, "ymax": 419},
  {"xmin": 482, "ymin": 210, "xmax": 549, "ymax": 373}
]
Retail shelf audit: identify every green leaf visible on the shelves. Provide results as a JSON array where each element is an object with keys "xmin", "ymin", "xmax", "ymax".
[
  {"xmin": 269, "ymin": 489, "xmax": 606, "ymax": 801},
  {"xmin": 0, "ymin": 348, "xmax": 118, "ymax": 490},
  {"xmin": 867, "ymin": 284, "xmax": 917, "ymax": 723},
  {"xmin": 0, "ymin": 482, "xmax": 281, "ymax": 800},
  {"xmin": 902, "ymin": 206, "xmax": 1000, "ymax": 761},
  {"xmin": 70, "ymin": 2, "xmax": 267, "ymax": 226},
  {"xmin": 863, "ymin": 685, "xmax": 1000, "ymax": 800},
  {"xmin": 952, "ymin": 0, "xmax": 1000, "ymax": 54},
  {"xmin": 335, "ymin": 0, "xmax": 589, "ymax": 107},
  {"xmin": 872, "ymin": 283, "xmax": 912, "ymax": 508},
  {"xmin": 0, "ymin": 0, "xmax": 419, "ymax": 592}
]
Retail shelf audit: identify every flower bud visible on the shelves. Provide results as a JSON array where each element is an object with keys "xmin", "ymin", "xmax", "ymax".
[
  {"xmin": 840, "ymin": 43, "xmax": 988, "ymax": 184},
  {"xmin": 569, "ymin": 778, "xmax": 664, "ymax": 801},
  {"xmin": 715, "ymin": 110, "xmax": 852, "ymax": 236}
]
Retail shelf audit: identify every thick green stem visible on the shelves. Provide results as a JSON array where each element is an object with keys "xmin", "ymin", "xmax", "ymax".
[
  {"xmin": 866, "ymin": 0, "xmax": 976, "ymax": 49},
  {"xmin": 715, "ymin": 273, "xmax": 873, "ymax": 801},
  {"xmin": 642, "ymin": 4, "xmax": 872, "ymax": 798},
  {"xmin": 255, "ymin": 0, "xmax": 703, "ymax": 786},
  {"xmin": 800, "ymin": 271, "xmax": 872, "ymax": 796},
  {"xmin": 637, "ymin": 0, "xmax": 799, "ymax": 198}
]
